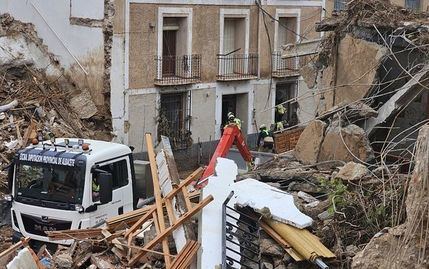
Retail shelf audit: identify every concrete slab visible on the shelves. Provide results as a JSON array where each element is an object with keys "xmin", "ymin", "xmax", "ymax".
[{"xmin": 234, "ymin": 179, "xmax": 313, "ymax": 228}]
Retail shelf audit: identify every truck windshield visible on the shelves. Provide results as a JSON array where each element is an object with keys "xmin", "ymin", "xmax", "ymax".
[{"xmin": 15, "ymin": 163, "xmax": 84, "ymax": 205}]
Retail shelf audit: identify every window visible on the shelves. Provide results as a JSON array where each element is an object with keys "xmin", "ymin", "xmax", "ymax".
[
  {"xmin": 158, "ymin": 92, "xmax": 191, "ymax": 149},
  {"xmin": 223, "ymin": 18, "xmax": 246, "ymax": 55},
  {"xmin": 276, "ymin": 17, "xmax": 297, "ymax": 50},
  {"xmin": 98, "ymin": 159, "xmax": 129, "ymax": 189},
  {"xmin": 156, "ymin": 8, "xmax": 193, "ymax": 81},
  {"xmin": 275, "ymin": 82, "xmax": 298, "ymax": 127},
  {"xmin": 405, "ymin": 0, "xmax": 420, "ymax": 10}
]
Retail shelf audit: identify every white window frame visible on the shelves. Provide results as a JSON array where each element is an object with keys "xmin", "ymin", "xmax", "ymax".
[
  {"xmin": 157, "ymin": 7, "xmax": 193, "ymax": 79},
  {"xmin": 273, "ymin": 9, "xmax": 301, "ymax": 50},
  {"xmin": 219, "ymin": 8, "xmax": 250, "ymax": 56},
  {"xmin": 273, "ymin": 9, "xmax": 301, "ymax": 73}
]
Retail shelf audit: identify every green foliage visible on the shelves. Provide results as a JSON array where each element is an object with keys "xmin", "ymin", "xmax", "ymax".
[{"xmin": 320, "ymin": 177, "xmax": 348, "ymax": 214}]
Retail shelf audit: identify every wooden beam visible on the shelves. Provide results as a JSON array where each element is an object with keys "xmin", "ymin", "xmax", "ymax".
[
  {"xmin": 124, "ymin": 207, "xmax": 156, "ymax": 238},
  {"xmin": 146, "ymin": 133, "xmax": 172, "ymax": 268},
  {"xmin": 106, "ymin": 167, "xmax": 203, "ymax": 231},
  {"xmin": 46, "ymin": 229, "xmax": 103, "ymax": 241},
  {"xmin": 128, "ymin": 195, "xmax": 214, "ymax": 266},
  {"xmin": 0, "ymin": 237, "xmax": 30, "ymax": 260}
]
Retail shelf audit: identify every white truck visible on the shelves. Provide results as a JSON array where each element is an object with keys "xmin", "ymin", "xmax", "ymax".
[{"xmin": 4, "ymin": 138, "xmax": 150, "ymax": 245}]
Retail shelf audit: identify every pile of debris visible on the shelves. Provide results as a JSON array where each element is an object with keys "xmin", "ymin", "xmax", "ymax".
[
  {"xmin": 0, "ymin": 14, "xmax": 112, "ymax": 187},
  {"xmin": 0, "ymin": 13, "xmax": 112, "ymax": 253},
  {"xmin": 0, "ymin": 134, "xmax": 337, "ymax": 269}
]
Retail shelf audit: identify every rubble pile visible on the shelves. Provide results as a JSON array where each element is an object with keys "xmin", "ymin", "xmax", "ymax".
[
  {"xmin": 0, "ymin": 13, "xmax": 112, "ymax": 253},
  {"xmin": 0, "ymin": 14, "xmax": 112, "ymax": 186}
]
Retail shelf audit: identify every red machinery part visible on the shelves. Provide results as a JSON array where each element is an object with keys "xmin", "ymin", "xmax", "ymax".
[{"xmin": 195, "ymin": 124, "xmax": 253, "ymax": 188}]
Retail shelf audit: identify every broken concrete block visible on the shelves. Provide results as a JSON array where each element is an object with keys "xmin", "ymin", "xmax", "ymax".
[
  {"xmin": 294, "ymin": 120, "xmax": 327, "ymax": 164},
  {"xmin": 69, "ymin": 90, "xmax": 98, "ymax": 119},
  {"xmin": 262, "ymin": 262, "xmax": 274, "ymax": 269},
  {"xmin": 317, "ymin": 210, "xmax": 332, "ymax": 221},
  {"xmin": 321, "ymin": 34, "xmax": 388, "ymax": 112},
  {"xmin": 233, "ymin": 179, "xmax": 313, "ymax": 228},
  {"xmin": 336, "ymin": 162, "xmax": 369, "ymax": 181},
  {"xmin": 260, "ymin": 238, "xmax": 284, "ymax": 257},
  {"xmin": 298, "ymin": 191, "xmax": 319, "ymax": 203},
  {"xmin": 318, "ymin": 123, "xmax": 374, "ymax": 163},
  {"xmin": 54, "ymin": 252, "xmax": 73, "ymax": 268}
]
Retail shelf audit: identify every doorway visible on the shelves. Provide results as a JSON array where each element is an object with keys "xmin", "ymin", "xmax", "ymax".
[
  {"xmin": 221, "ymin": 93, "xmax": 248, "ymax": 134},
  {"xmin": 275, "ymin": 82, "xmax": 298, "ymax": 127}
]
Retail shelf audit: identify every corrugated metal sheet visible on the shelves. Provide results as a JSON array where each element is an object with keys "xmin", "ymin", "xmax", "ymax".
[{"xmin": 265, "ymin": 219, "xmax": 335, "ymax": 261}]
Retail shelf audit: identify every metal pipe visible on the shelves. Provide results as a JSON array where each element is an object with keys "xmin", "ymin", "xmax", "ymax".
[{"xmin": 314, "ymin": 258, "xmax": 329, "ymax": 269}]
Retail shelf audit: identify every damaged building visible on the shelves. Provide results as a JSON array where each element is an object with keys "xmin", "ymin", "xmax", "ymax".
[
  {"xmin": 2, "ymin": 0, "xmax": 429, "ymax": 268},
  {"xmin": 110, "ymin": 0, "xmax": 324, "ymax": 163}
]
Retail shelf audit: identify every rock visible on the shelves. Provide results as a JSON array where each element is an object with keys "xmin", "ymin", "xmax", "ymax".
[
  {"xmin": 262, "ymin": 262, "xmax": 274, "ymax": 269},
  {"xmin": 318, "ymin": 123, "xmax": 374, "ymax": 163},
  {"xmin": 304, "ymin": 200, "xmax": 320, "ymax": 208},
  {"xmin": 55, "ymin": 252, "xmax": 73, "ymax": 268},
  {"xmin": 335, "ymin": 162, "xmax": 369, "ymax": 181},
  {"xmin": 345, "ymin": 245, "xmax": 359, "ymax": 256},
  {"xmin": 69, "ymin": 90, "xmax": 98, "ymax": 119},
  {"xmin": 347, "ymin": 102, "xmax": 378, "ymax": 118},
  {"xmin": 288, "ymin": 181, "xmax": 319, "ymax": 193},
  {"xmin": 317, "ymin": 210, "xmax": 332, "ymax": 221},
  {"xmin": 88, "ymin": 265, "xmax": 97, "ymax": 269},
  {"xmin": 297, "ymin": 191, "xmax": 318, "ymax": 203},
  {"xmin": 294, "ymin": 120, "xmax": 327, "ymax": 164},
  {"xmin": 260, "ymin": 238, "xmax": 284, "ymax": 257}
]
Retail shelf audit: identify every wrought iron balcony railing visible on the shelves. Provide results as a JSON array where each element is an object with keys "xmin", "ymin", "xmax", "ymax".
[
  {"xmin": 155, "ymin": 54, "xmax": 201, "ymax": 86},
  {"xmin": 217, "ymin": 53, "xmax": 258, "ymax": 81}
]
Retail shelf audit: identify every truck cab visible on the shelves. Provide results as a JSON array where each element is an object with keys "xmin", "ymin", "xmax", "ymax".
[{"xmin": 7, "ymin": 138, "xmax": 137, "ymax": 244}]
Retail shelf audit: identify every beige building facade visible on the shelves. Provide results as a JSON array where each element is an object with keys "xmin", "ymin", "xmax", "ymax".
[{"xmin": 111, "ymin": 0, "xmax": 323, "ymax": 154}]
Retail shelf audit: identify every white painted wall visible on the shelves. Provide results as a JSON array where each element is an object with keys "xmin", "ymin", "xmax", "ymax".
[
  {"xmin": 71, "ymin": 0, "xmax": 105, "ymax": 20},
  {"xmin": 0, "ymin": 0, "xmax": 104, "ymax": 69}
]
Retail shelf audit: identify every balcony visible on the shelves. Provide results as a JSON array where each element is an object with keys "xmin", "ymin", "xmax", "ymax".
[
  {"xmin": 155, "ymin": 54, "xmax": 201, "ymax": 86},
  {"xmin": 272, "ymin": 51, "xmax": 316, "ymax": 78},
  {"xmin": 217, "ymin": 53, "xmax": 258, "ymax": 81}
]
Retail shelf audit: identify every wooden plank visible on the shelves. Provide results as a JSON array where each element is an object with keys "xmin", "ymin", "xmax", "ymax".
[
  {"xmin": 146, "ymin": 133, "xmax": 172, "ymax": 268},
  {"xmin": 101, "ymin": 229, "xmax": 125, "ymax": 251},
  {"xmin": 177, "ymin": 242, "xmax": 199, "ymax": 269},
  {"xmin": 107, "ymin": 167, "xmax": 203, "ymax": 231},
  {"xmin": 128, "ymin": 195, "xmax": 214, "ymax": 266},
  {"xmin": 46, "ymin": 228, "xmax": 103, "ymax": 241},
  {"xmin": 124, "ymin": 207, "xmax": 156, "ymax": 238},
  {"xmin": 165, "ymin": 198, "xmax": 176, "ymax": 225},
  {"xmin": 164, "ymin": 167, "xmax": 204, "ymax": 200},
  {"xmin": 171, "ymin": 241, "xmax": 200, "ymax": 269},
  {"xmin": 181, "ymin": 187, "xmax": 193, "ymax": 211},
  {"xmin": 0, "ymin": 238, "xmax": 29, "ymax": 260}
]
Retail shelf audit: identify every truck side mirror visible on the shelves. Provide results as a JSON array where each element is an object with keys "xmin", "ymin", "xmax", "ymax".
[{"xmin": 98, "ymin": 172, "xmax": 113, "ymax": 205}]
